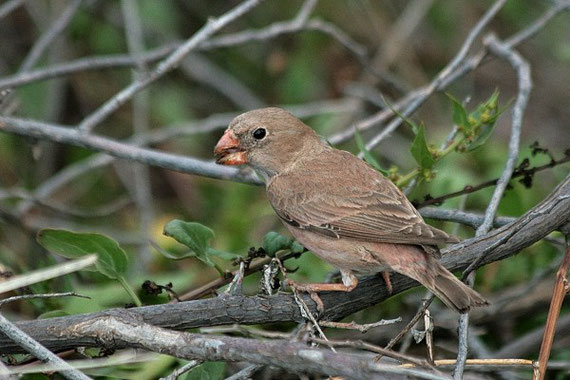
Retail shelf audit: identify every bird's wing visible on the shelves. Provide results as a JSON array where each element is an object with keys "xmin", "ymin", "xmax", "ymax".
[{"xmin": 266, "ymin": 149, "xmax": 458, "ymax": 249}]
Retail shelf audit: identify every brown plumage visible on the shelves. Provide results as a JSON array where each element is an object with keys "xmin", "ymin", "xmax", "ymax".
[{"xmin": 214, "ymin": 107, "xmax": 488, "ymax": 312}]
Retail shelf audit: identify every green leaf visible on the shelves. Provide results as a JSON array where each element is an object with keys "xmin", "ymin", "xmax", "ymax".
[
  {"xmin": 410, "ymin": 124, "xmax": 435, "ymax": 169},
  {"xmin": 291, "ymin": 241, "xmax": 305, "ymax": 254},
  {"xmin": 182, "ymin": 361, "xmax": 226, "ymax": 380},
  {"xmin": 354, "ymin": 129, "xmax": 389, "ymax": 176},
  {"xmin": 486, "ymin": 89, "xmax": 500, "ymax": 110},
  {"xmin": 446, "ymin": 93, "xmax": 469, "ymax": 128},
  {"xmin": 263, "ymin": 231, "xmax": 293, "ymax": 256},
  {"xmin": 466, "ymin": 122, "xmax": 496, "ymax": 151},
  {"xmin": 163, "ymin": 220, "xmax": 215, "ymax": 266},
  {"xmin": 466, "ymin": 90, "xmax": 504, "ymax": 151},
  {"xmin": 37, "ymin": 229, "xmax": 127, "ymax": 279}
]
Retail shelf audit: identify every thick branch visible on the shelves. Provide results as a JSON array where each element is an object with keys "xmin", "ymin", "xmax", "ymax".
[
  {"xmin": 1, "ymin": 312, "xmax": 445, "ymax": 380},
  {"xmin": 1, "ymin": 174, "xmax": 568, "ymax": 354}
]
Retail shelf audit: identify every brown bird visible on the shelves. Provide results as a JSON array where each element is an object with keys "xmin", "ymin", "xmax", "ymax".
[{"xmin": 214, "ymin": 107, "xmax": 488, "ymax": 312}]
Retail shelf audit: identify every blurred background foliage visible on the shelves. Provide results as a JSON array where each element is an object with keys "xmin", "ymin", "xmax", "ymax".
[{"xmin": 0, "ymin": 0, "xmax": 569, "ymax": 378}]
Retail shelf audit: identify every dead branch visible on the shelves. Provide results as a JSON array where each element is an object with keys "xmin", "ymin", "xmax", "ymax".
[{"xmin": 0, "ymin": 174, "xmax": 568, "ymax": 354}]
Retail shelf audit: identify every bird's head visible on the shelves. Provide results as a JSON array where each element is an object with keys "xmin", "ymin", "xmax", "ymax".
[{"xmin": 214, "ymin": 107, "xmax": 323, "ymax": 179}]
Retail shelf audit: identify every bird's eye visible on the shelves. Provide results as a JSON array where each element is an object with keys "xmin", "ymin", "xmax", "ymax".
[{"xmin": 252, "ymin": 128, "xmax": 266, "ymax": 140}]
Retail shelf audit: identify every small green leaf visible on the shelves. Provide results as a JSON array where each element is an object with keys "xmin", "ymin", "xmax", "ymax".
[
  {"xmin": 446, "ymin": 93, "xmax": 469, "ymax": 128},
  {"xmin": 183, "ymin": 361, "xmax": 226, "ymax": 380},
  {"xmin": 354, "ymin": 129, "xmax": 389, "ymax": 176},
  {"xmin": 263, "ymin": 231, "xmax": 293, "ymax": 256},
  {"xmin": 466, "ymin": 122, "xmax": 496, "ymax": 151},
  {"xmin": 291, "ymin": 241, "xmax": 305, "ymax": 254},
  {"xmin": 486, "ymin": 89, "xmax": 500, "ymax": 110},
  {"xmin": 37, "ymin": 229, "xmax": 127, "ymax": 279},
  {"xmin": 410, "ymin": 124, "xmax": 435, "ymax": 169},
  {"xmin": 466, "ymin": 91, "xmax": 505, "ymax": 151},
  {"xmin": 163, "ymin": 220, "xmax": 216, "ymax": 266}
]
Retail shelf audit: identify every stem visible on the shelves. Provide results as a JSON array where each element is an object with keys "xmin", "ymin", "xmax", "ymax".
[
  {"xmin": 396, "ymin": 168, "xmax": 419, "ymax": 187},
  {"xmin": 212, "ymin": 263, "xmax": 226, "ymax": 278},
  {"xmin": 439, "ymin": 135, "xmax": 464, "ymax": 157},
  {"xmin": 118, "ymin": 276, "xmax": 142, "ymax": 307},
  {"xmin": 395, "ymin": 133, "xmax": 464, "ymax": 188}
]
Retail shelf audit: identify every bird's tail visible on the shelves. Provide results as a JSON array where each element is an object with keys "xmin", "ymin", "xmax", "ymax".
[{"xmin": 429, "ymin": 264, "xmax": 489, "ymax": 313}]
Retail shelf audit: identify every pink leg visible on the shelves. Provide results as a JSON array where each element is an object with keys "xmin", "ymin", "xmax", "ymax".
[
  {"xmin": 381, "ymin": 271, "xmax": 393, "ymax": 294},
  {"xmin": 284, "ymin": 271, "xmax": 358, "ymax": 313},
  {"xmin": 285, "ymin": 276, "xmax": 358, "ymax": 293}
]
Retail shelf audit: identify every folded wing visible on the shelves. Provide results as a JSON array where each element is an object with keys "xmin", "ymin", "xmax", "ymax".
[{"xmin": 267, "ymin": 149, "xmax": 458, "ymax": 250}]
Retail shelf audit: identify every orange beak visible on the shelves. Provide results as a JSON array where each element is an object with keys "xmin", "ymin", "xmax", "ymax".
[{"xmin": 214, "ymin": 130, "xmax": 247, "ymax": 165}]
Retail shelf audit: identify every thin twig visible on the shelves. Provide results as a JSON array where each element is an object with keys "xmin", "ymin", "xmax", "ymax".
[
  {"xmin": 417, "ymin": 155, "xmax": 570, "ymax": 208},
  {"xmin": 2, "ymin": 98, "xmax": 357, "ymax": 217},
  {"xmin": 11, "ymin": 99, "xmax": 354, "ymax": 219},
  {"xmin": 224, "ymin": 364, "xmax": 264, "ymax": 380},
  {"xmin": 273, "ymin": 257, "xmax": 334, "ymax": 351},
  {"xmin": 493, "ymin": 313, "xmax": 570, "ymax": 359},
  {"xmin": 534, "ymin": 238, "xmax": 570, "ymax": 380},
  {"xmin": 461, "ymin": 35, "xmax": 533, "ymax": 277},
  {"xmin": 160, "ymin": 360, "xmax": 202, "ymax": 380},
  {"xmin": 0, "ymin": 292, "xmax": 89, "ymax": 308},
  {"xmin": 18, "ymin": 0, "xmax": 83, "ymax": 73},
  {"xmin": 504, "ymin": 1, "xmax": 570, "ymax": 48},
  {"xmin": 419, "ymin": 207, "xmax": 515, "ymax": 229},
  {"xmin": 477, "ymin": 34, "xmax": 532, "ymax": 235},
  {"xmin": 310, "ymin": 337, "xmax": 440, "ymax": 371},
  {"xmin": 319, "ymin": 317, "xmax": 402, "ymax": 333},
  {"xmin": 329, "ymin": 0, "xmax": 566, "ymax": 146},
  {"xmin": 177, "ymin": 250, "xmax": 303, "ymax": 301},
  {"xmin": 180, "ymin": 54, "xmax": 265, "ymax": 110},
  {"xmin": 77, "ymin": 0, "xmax": 264, "ymax": 132},
  {"xmin": 453, "ymin": 275, "xmax": 474, "ymax": 379},
  {"xmin": 401, "ymin": 358, "xmax": 537, "ymax": 369},
  {"xmin": 0, "ymin": 0, "xmax": 24, "ymax": 19},
  {"xmin": 0, "ymin": 255, "xmax": 97, "ymax": 295},
  {"xmin": 120, "ymin": 0, "xmax": 154, "ymax": 268},
  {"xmin": 6, "ymin": 350, "xmax": 158, "ymax": 375},
  {"xmin": 0, "ymin": 116, "xmax": 261, "ymax": 185},
  {"xmin": 0, "ymin": 189, "xmax": 131, "ymax": 218},
  {"xmin": 0, "ymin": 313, "xmax": 91, "ymax": 380},
  {"xmin": 454, "ymin": 32, "xmax": 532, "ymax": 380},
  {"xmin": 360, "ymin": 0, "xmax": 507, "ymax": 153},
  {"xmin": 0, "ymin": 44, "xmax": 178, "ymax": 90},
  {"xmin": 379, "ymin": 296, "xmax": 435, "ymax": 358}
]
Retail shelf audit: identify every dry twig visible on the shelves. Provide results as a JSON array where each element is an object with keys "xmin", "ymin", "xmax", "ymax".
[{"xmin": 534, "ymin": 238, "xmax": 570, "ymax": 380}]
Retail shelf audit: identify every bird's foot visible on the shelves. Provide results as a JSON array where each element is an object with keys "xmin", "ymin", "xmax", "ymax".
[
  {"xmin": 285, "ymin": 275, "xmax": 358, "ymax": 314},
  {"xmin": 284, "ymin": 277, "xmax": 359, "ymax": 315},
  {"xmin": 381, "ymin": 271, "xmax": 393, "ymax": 294},
  {"xmin": 284, "ymin": 279, "xmax": 357, "ymax": 293},
  {"xmin": 309, "ymin": 292, "xmax": 325, "ymax": 314},
  {"xmin": 284, "ymin": 279, "xmax": 325, "ymax": 314}
]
